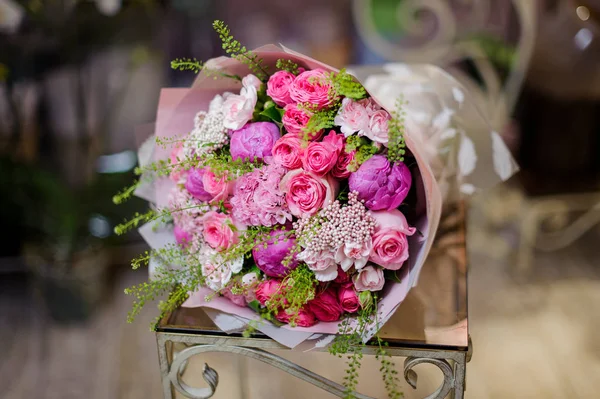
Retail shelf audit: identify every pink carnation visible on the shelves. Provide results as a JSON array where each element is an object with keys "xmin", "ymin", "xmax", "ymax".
[
  {"xmin": 230, "ymin": 163, "xmax": 292, "ymax": 227},
  {"xmin": 289, "ymin": 69, "xmax": 335, "ymax": 109},
  {"xmin": 267, "ymin": 70, "xmax": 295, "ymax": 107},
  {"xmin": 334, "ymin": 98, "xmax": 369, "ymax": 137}
]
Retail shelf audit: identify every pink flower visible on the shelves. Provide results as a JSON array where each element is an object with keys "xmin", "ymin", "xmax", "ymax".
[
  {"xmin": 185, "ymin": 168, "xmax": 213, "ymax": 201},
  {"xmin": 241, "ymin": 272, "xmax": 260, "ymax": 302},
  {"xmin": 280, "ymin": 169, "xmax": 338, "ymax": 218},
  {"xmin": 298, "ymin": 249, "xmax": 338, "ymax": 282},
  {"xmin": 230, "ymin": 122, "xmax": 281, "ymax": 162},
  {"xmin": 169, "ymin": 142, "xmax": 187, "ymax": 183},
  {"xmin": 289, "ymin": 68, "xmax": 334, "ymax": 109},
  {"xmin": 331, "ymin": 150, "xmax": 355, "ymax": 179},
  {"xmin": 366, "ymin": 110, "xmax": 391, "ymax": 145},
  {"xmin": 333, "ymin": 266, "xmax": 350, "ymax": 284},
  {"xmin": 255, "ymin": 279, "xmax": 283, "ymax": 306},
  {"xmin": 282, "ymin": 104, "xmax": 322, "ymax": 139},
  {"xmin": 301, "ymin": 140, "xmax": 338, "ymax": 176},
  {"xmin": 201, "ymin": 253, "xmax": 243, "ymax": 291},
  {"xmin": 338, "ymin": 283, "xmax": 360, "ymax": 313},
  {"xmin": 334, "ymin": 238, "xmax": 372, "ymax": 271},
  {"xmin": 276, "ymin": 307, "xmax": 317, "ymax": 327},
  {"xmin": 202, "ymin": 169, "xmax": 233, "ymax": 202},
  {"xmin": 308, "ymin": 287, "xmax": 343, "ymax": 322},
  {"xmin": 252, "ymin": 228, "xmax": 299, "ymax": 277},
  {"xmin": 359, "ymin": 98, "xmax": 382, "ymax": 114},
  {"xmin": 222, "ymin": 286, "xmax": 247, "ymax": 307},
  {"xmin": 369, "ymin": 209, "xmax": 415, "ymax": 270},
  {"xmin": 173, "ymin": 225, "xmax": 192, "ymax": 247},
  {"xmin": 334, "ymin": 98, "xmax": 369, "ymax": 137},
  {"xmin": 267, "ymin": 70, "xmax": 295, "ymax": 106},
  {"xmin": 202, "ymin": 211, "xmax": 242, "ymax": 251},
  {"xmin": 222, "ymin": 75, "xmax": 260, "ymax": 130},
  {"xmin": 230, "ymin": 164, "xmax": 292, "ymax": 227},
  {"xmin": 353, "ymin": 265, "xmax": 385, "ymax": 292},
  {"xmin": 322, "ymin": 130, "xmax": 345, "ymax": 151},
  {"xmin": 272, "ymin": 135, "xmax": 304, "ymax": 169}
]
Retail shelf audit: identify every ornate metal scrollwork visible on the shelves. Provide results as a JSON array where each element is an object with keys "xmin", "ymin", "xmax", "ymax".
[{"xmin": 404, "ymin": 356, "xmax": 455, "ymax": 399}]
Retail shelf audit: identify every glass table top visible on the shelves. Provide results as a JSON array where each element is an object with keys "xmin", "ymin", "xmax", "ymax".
[{"xmin": 157, "ymin": 202, "xmax": 468, "ymax": 350}]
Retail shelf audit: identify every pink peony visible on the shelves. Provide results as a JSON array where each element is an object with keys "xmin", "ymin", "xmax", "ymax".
[
  {"xmin": 276, "ymin": 307, "xmax": 317, "ymax": 327},
  {"xmin": 222, "ymin": 74, "xmax": 260, "ymax": 130},
  {"xmin": 202, "ymin": 211, "xmax": 241, "ymax": 251},
  {"xmin": 301, "ymin": 140, "xmax": 339, "ymax": 176},
  {"xmin": 308, "ymin": 287, "xmax": 344, "ymax": 322},
  {"xmin": 353, "ymin": 265, "xmax": 385, "ymax": 292},
  {"xmin": 331, "ymin": 150, "xmax": 355, "ymax": 179},
  {"xmin": 338, "ymin": 283, "xmax": 360, "ymax": 313},
  {"xmin": 230, "ymin": 163, "xmax": 292, "ymax": 227},
  {"xmin": 252, "ymin": 228, "xmax": 299, "ymax": 278},
  {"xmin": 267, "ymin": 70, "xmax": 295, "ymax": 106},
  {"xmin": 348, "ymin": 155, "xmax": 412, "ymax": 211},
  {"xmin": 369, "ymin": 209, "xmax": 415, "ymax": 270},
  {"xmin": 334, "ymin": 98, "xmax": 369, "ymax": 137},
  {"xmin": 185, "ymin": 168, "xmax": 213, "ymax": 202},
  {"xmin": 230, "ymin": 122, "xmax": 281, "ymax": 162},
  {"xmin": 173, "ymin": 225, "xmax": 192, "ymax": 247},
  {"xmin": 272, "ymin": 135, "xmax": 304, "ymax": 169},
  {"xmin": 202, "ymin": 169, "xmax": 233, "ymax": 202},
  {"xmin": 255, "ymin": 279, "xmax": 283, "ymax": 306},
  {"xmin": 334, "ymin": 239, "xmax": 372, "ymax": 271},
  {"xmin": 366, "ymin": 110, "xmax": 391, "ymax": 145},
  {"xmin": 289, "ymin": 68, "xmax": 334, "ymax": 109},
  {"xmin": 169, "ymin": 142, "xmax": 187, "ymax": 183},
  {"xmin": 280, "ymin": 169, "xmax": 338, "ymax": 218}
]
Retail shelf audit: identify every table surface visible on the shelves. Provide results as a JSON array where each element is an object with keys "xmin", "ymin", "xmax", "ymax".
[{"xmin": 157, "ymin": 202, "xmax": 468, "ymax": 351}]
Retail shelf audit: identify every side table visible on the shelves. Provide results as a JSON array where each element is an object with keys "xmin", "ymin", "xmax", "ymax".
[{"xmin": 155, "ymin": 203, "xmax": 471, "ymax": 399}]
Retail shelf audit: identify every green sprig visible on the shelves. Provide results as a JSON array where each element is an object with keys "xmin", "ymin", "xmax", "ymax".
[
  {"xmin": 276, "ymin": 59, "xmax": 300, "ymax": 75},
  {"xmin": 387, "ymin": 97, "xmax": 407, "ymax": 163}
]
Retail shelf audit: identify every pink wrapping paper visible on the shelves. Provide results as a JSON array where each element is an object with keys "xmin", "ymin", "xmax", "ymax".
[{"xmin": 141, "ymin": 45, "xmax": 443, "ymax": 347}]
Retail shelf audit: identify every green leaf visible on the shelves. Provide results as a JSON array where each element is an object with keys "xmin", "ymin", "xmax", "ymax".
[
  {"xmin": 384, "ymin": 269, "xmax": 402, "ymax": 283},
  {"xmin": 248, "ymin": 300, "xmax": 262, "ymax": 313},
  {"xmin": 259, "ymin": 106, "xmax": 284, "ymax": 124}
]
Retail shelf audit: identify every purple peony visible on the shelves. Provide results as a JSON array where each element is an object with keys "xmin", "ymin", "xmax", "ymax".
[
  {"xmin": 348, "ymin": 155, "xmax": 412, "ymax": 211},
  {"xmin": 184, "ymin": 168, "xmax": 212, "ymax": 201},
  {"xmin": 252, "ymin": 228, "xmax": 299, "ymax": 277},
  {"xmin": 230, "ymin": 122, "xmax": 281, "ymax": 162}
]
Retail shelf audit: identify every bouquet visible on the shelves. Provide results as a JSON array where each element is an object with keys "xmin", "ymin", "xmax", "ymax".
[{"xmin": 115, "ymin": 20, "xmax": 516, "ymax": 398}]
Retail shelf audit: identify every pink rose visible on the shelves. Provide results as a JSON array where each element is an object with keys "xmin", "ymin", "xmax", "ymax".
[
  {"xmin": 366, "ymin": 110, "xmax": 391, "ymax": 145},
  {"xmin": 282, "ymin": 104, "xmax": 322, "ymax": 140},
  {"xmin": 334, "ymin": 98, "xmax": 369, "ymax": 137},
  {"xmin": 353, "ymin": 265, "xmax": 385, "ymax": 292},
  {"xmin": 169, "ymin": 142, "xmax": 187, "ymax": 183},
  {"xmin": 202, "ymin": 169, "xmax": 233, "ymax": 202},
  {"xmin": 308, "ymin": 287, "xmax": 343, "ymax": 322},
  {"xmin": 202, "ymin": 211, "xmax": 241, "ymax": 251},
  {"xmin": 255, "ymin": 279, "xmax": 283, "ymax": 306},
  {"xmin": 222, "ymin": 75, "xmax": 260, "ymax": 130},
  {"xmin": 275, "ymin": 307, "xmax": 317, "ymax": 327},
  {"xmin": 331, "ymin": 150, "xmax": 355, "ymax": 179},
  {"xmin": 338, "ymin": 283, "xmax": 360, "ymax": 313},
  {"xmin": 301, "ymin": 140, "xmax": 338, "ymax": 176},
  {"xmin": 280, "ymin": 169, "xmax": 338, "ymax": 217},
  {"xmin": 272, "ymin": 135, "xmax": 305, "ymax": 169},
  {"xmin": 322, "ymin": 130, "xmax": 345, "ymax": 152},
  {"xmin": 267, "ymin": 70, "xmax": 295, "ymax": 106},
  {"xmin": 333, "ymin": 266, "xmax": 350, "ymax": 284},
  {"xmin": 369, "ymin": 209, "xmax": 416, "ymax": 270},
  {"xmin": 289, "ymin": 68, "xmax": 334, "ymax": 109}
]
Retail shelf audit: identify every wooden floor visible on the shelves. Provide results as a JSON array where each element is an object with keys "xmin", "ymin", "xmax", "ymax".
[{"xmin": 2, "ymin": 189, "xmax": 600, "ymax": 398}]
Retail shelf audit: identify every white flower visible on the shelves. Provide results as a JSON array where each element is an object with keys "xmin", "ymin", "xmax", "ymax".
[
  {"xmin": 200, "ymin": 248, "xmax": 243, "ymax": 291},
  {"xmin": 335, "ymin": 239, "xmax": 372, "ymax": 272},
  {"xmin": 222, "ymin": 75, "xmax": 260, "ymax": 130},
  {"xmin": 184, "ymin": 94, "xmax": 229, "ymax": 157}
]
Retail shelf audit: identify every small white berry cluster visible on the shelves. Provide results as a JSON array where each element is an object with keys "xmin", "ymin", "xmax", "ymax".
[
  {"xmin": 293, "ymin": 191, "xmax": 376, "ymax": 254},
  {"xmin": 184, "ymin": 94, "xmax": 229, "ymax": 158}
]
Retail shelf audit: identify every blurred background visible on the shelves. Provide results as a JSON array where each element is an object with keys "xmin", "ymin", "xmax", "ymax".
[{"xmin": 1, "ymin": 0, "xmax": 600, "ymax": 398}]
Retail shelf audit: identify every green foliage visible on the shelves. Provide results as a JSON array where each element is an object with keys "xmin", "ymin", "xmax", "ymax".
[
  {"xmin": 355, "ymin": 143, "xmax": 378, "ymax": 164},
  {"xmin": 375, "ymin": 339, "xmax": 403, "ymax": 399},
  {"xmin": 302, "ymin": 108, "xmax": 337, "ymax": 139},
  {"xmin": 387, "ymin": 97, "xmax": 407, "ymax": 163},
  {"xmin": 265, "ymin": 265, "xmax": 318, "ymax": 326},
  {"xmin": 276, "ymin": 59, "xmax": 300, "ymax": 75},
  {"xmin": 112, "ymin": 180, "xmax": 140, "ymax": 205},
  {"xmin": 170, "ymin": 58, "xmax": 203, "ymax": 73},
  {"xmin": 212, "ymin": 20, "xmax": 269, "ymax": 81},
  {"xmin": 329, "ymin": 69, "xmax": 367, "ymax": 100},
  {"xmin": 114, "ymin": 209, "xmax": 155, "ymax": 235}
]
